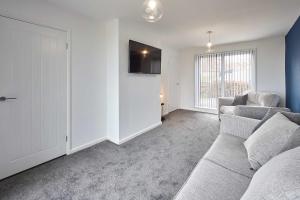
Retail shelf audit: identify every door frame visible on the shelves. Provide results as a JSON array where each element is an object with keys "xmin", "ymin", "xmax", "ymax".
[{"xmin": 0, "ymin": 14, "xmax": 72, "ymax": 155}]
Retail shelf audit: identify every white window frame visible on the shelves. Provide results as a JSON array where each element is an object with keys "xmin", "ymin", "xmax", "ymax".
[{"xmin": 194, "ymin": 49, "xmax": 257, "ymax": 112}]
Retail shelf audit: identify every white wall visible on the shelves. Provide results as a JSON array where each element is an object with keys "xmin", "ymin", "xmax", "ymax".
[
  {"xmin": 0, "ymin": 0, "xmax": 107, "ymax": 151},
  {"xmin": 104, "ymin": 19, "xmax": 180, "ymax": 144},
  {"xmin": 179, "ymin": 36, "xmax": 286, "ymax": 110},
  {"xmin": 118, "ymin": 21, "xmax": 161, "ymax": 142},
  {"xmin": 117, "ymin": 20, "xmax": 180, "ymax": 142},
  {"xmin": 106, "ymin": 19, "xmax": 120, "ymax": 144}
]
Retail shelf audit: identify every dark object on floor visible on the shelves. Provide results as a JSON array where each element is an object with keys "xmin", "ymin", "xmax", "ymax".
[{"xmin": 161, "ymin": 102, "xmax": 165, "ymax": 121}]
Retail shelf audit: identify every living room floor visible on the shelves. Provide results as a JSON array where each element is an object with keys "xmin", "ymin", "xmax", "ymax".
[{"xmin": 0, "ymin": 110, "xmax": 219, "ymax": 200}]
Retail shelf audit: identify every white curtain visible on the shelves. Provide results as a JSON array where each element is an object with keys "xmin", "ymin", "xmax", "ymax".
[{"xmin": 195, "ymin": 49, "xmax": 256, "ymax": 109}]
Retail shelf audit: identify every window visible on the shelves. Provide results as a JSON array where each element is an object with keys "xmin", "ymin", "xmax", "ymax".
[{"xmin": 195, "ymin": 49, "xmax": 256, "ymax": 109}]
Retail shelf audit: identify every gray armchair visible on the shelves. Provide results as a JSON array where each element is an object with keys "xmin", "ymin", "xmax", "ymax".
[{"xmin": 218, "ymin": 91, "xmax": 282, "ymax": 120}]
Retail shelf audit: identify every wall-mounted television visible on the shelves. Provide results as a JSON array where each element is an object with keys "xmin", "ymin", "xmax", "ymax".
[{"xmin": 129, "ymin": 40, "xmax": 161, "ymax": 74}]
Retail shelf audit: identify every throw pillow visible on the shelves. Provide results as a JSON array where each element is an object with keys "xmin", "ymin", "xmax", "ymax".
[
  {"xmin": 285, "ymin": 127, "xmax": 300, "ymax": 151},
  {"xmin": 232, "ymin": 94, "xmax": 248, "ymax": 106},
  {"xmin": 244, "ymin": 112, "xmax": 299, "ymax": 170},
  {"xmin": 241, "ymin": 146, "xmax": 300, "ymax": 200},
  {"xmin": 252, "ymin": 107, "xmax": 293, "ymax": 132}
]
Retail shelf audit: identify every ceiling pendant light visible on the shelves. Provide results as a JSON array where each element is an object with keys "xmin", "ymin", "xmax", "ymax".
[
  {"xmin": 206, "ymin": 31, "xmax": 213, "ymax": 53},
  {"xmin": 142, "ymin": 0, "xmax": 163, "ymax": 23}
]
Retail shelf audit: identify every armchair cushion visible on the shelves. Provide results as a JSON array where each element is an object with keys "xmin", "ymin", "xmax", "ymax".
[
  {"xmin": 246, "ymin": 92, "xmax": 259, "ymax": 105},
  {"xmin": 247, "ymin": 91, "xmax": 280, "ymax": 107},
  {"xmin": 258, "ymin": 93, "xmax": 281, "ymax": 107},
  {"xmin": 232, "ymin": 94, "xmax": 248, "ymax": 106}
]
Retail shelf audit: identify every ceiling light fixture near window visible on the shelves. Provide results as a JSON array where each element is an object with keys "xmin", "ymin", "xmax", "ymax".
[
  {"xmin": 207, "ymin": 31, "xmax": 213, "ymax": 53},
  {"xmin": 142, "ymin": 0, "xmax": 163, "ymax": 23}
]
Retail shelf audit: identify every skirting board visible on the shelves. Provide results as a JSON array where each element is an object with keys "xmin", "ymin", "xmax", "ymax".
[
  {"xmin": 181, "ymin": 107, "xmax": 218, "ymax": 115},
  {"xmin": 69, "ymin": 137, "xmax": 107, "ymax": 154},
  {"xmin": 114, "ymin": 121, "xmax": 162, "ymax": 145},
  {"xmin": 69, "ymin": 122, "xmax": 162, "ymax": 154}
]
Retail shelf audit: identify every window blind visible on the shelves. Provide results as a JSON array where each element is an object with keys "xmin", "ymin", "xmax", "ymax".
[{"xmin": 195, "ymin": 49, "xmax": 256, "ymax": 109}]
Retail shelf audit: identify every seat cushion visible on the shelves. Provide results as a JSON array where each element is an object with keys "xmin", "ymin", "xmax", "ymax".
[
  {"xmin": 241, "ymin": 147, "xmax": 300, "ymax": 200},
  {"xmin": 204, "ymin": 134, "xmax": 255, "ymax": 178},
  {"xmin": 174, "ymin": 159, "xmax": 251, "ymax": 200},
  {"xmin": 220, "ymin": 106, "xmax": 236, "ymax": 115}
]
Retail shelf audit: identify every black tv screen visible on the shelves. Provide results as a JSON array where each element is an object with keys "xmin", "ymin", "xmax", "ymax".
[{"xmin": 129, "ymin": 40, "xmax": 161, "ymax": 74}]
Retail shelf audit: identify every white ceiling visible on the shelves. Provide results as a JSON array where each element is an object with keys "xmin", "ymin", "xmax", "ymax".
[{"xmin": 46, "ymin": 0, "xmax": 300, "ymax": 49}]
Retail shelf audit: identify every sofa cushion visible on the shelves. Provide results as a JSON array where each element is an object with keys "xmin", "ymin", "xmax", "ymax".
[
  {"xmin": 286, "ymin": 128, "xmax": 300, "ymax": 151},
  {"xmin": 257, "ymin": 93, "xmax": 280, "ymax": 107},
  {"xmin": 241, "ymin": 147, "xmax": 300, "ymax": 200},
  {"xmin": 220, "ymin": 106, "xmax": 235, "ymax": 115},
  {"xmin": 246, "ymin": 92, "xmax": 259, "ymax": 105},
  {"xmin": 246, "ymin": 92, "xmax": 280, "ymax": 107},
  {"xmin": 234, "ymin": 105, "xmax": 270, "ymax": 120},
  {"xmin": 253, "ymin": 108, "xmax": 298, "ymax": 132},
  {"xmin": 174, "ymin": 159, "xmax": 251, "ymax": 200},
  {"xmin": 204, "ymin": 134, "xmax": 255, "ymax": 178},
  {"xmin": 232, "ymin": 94, "xmax": 248, "ymax": 106},
  {"xmin": 244, "ymin": 112, "xmax": 299, "ymax": 170}
]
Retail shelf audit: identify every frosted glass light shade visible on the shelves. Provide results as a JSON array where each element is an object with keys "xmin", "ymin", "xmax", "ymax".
[
  {"xmin": 142, "ymin": 0, "xmax": 163, "ymax": 23},
  {"xmin": 207, "ymin": 42, "xmax": 212, "ymax": 48}
]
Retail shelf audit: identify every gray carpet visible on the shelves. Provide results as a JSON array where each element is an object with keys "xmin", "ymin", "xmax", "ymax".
[{"xmin": 0, "ymin": 110, "xmax": 219, "ymax": 200}]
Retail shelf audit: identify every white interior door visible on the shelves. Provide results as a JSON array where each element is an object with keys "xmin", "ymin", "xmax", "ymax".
[
  {"xmin": 0, "ymin": 16, "xmax": 68, "ymax": 180},
  {"xmin": 168, "ymin": 56, "xmax": 180, "ymax": 112}
]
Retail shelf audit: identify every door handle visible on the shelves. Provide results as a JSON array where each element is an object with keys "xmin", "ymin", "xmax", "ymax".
[{"xmin": 0, "ymin": 96, "xmax": 17, "ymax": 102}]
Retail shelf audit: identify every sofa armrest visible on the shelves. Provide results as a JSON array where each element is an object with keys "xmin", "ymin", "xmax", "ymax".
[
  {"xmin": 218, "ymin": 97, "xmax": 234, "ymax": 107},
  {"xmin": 220, "ymin": 114, "xmax": 261, "ymax": 140},
  {"xmin": 234, "ymin": 105, "xmax": 270, "ymax": 120},
  {"xmin": 234, "ymin": 106, "xmax": 290, "ymax": 120},
  {"xmin": 218, "ymin": 97, "xmax": 234, "ymax": 118}
]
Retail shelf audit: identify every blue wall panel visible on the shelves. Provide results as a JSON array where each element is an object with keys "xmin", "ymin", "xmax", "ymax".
[{"xmin": 286, "ymin": 16, "xmax": 300, "ymax": 113}]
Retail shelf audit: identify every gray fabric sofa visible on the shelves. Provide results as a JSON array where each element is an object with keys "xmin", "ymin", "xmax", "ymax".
[
  {"xmin": 174, "ymin": 114, "xmax": 261, "ymax": 200},
  {"xmin": 174, "ymin": 112, "xmax": 300, "ymax": 200},
  {"xmin": 218, "ymin": 92, "xmax": 281, "ymax": 119}
]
